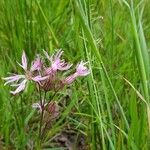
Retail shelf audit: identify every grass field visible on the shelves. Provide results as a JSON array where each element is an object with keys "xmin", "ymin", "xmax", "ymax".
[{"xmin": 0, "ymin": 0, "xmax": 150, "ymax": 149}]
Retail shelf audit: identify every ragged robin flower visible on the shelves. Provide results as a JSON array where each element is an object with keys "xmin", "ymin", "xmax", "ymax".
[
  {"xmin": 41, "ymin": 50, "xmax": 72, "ymax": 91},
  {"xmin": 3, "ymin": 49, "xmax": 90, "ymax": 94},
  {"xmin": 3, "ymin": 51, "xmax": 48, "ymax": 95},
  {"xmin": 63, "ymin": 61, "xmax": 90, "ymax": 85},
  {"xmin": 44, "ymin": 49, "xmax": 72, "ymax": 75}
]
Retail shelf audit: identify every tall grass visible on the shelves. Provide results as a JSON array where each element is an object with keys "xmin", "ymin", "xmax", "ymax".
[{"xmin": 0, "ymin": 0, "xmax": 150, "ymax": 149}]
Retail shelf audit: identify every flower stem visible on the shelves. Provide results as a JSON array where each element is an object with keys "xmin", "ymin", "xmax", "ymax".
[
  {"xmin": 39, "ymin": 88, "xmax": 46, "ymax": 141},
  {"xmin": 38, "ymin": 84, "xmax": 42, "ymax": 140}
]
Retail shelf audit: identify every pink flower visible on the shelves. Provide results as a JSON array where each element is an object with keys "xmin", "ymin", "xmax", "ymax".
[
  {"xmin": 44, "ymin": 50, "xmax": 72, "ymax": 75},
  {"xmin": 63, "ymin": 61, "xmax": 90, "ymax": 84},
  {"xmin": 75, "ymin": 61, "xmax": 90, "ymax": 76},
  {"xmin": 18, "ymin": 51, "xmax": 42, "ymax": 72},
  {"xmin": 3, "ymin": 51, "xmax": 48, "ymax": 95}
]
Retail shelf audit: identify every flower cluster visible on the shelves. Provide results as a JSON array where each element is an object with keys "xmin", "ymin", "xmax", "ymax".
[
  {"xmin": 3, "ymin": 49, "xmax": 90, "ymax": 137},
  {"xmin": 3, "ymin": 49, "xmax": 90, "ymax": 95}
]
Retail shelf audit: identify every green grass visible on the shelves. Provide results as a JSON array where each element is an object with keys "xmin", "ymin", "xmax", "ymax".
[{"xmin": 0, "ymin": 0, "xmax": 150, "ymax": 149}]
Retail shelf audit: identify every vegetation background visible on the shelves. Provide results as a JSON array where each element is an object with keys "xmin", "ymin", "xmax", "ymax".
[{"xmin": 0, "ymin": 0, "xmax": 150, "ymax": 149}]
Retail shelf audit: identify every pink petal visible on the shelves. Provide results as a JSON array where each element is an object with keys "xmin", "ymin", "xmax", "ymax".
[
  {"xmin": 22, "ymin": 51, "xmax": 27, "ymax": 70},
  {"xmin": 3, "ymin": 75, "xmax": 25, "ymax": 86},
  {"xmin": 57, "ymin": 61, "xmax": 72, "ymax": 71},
  {"xmin": 76, "ymin": 61, "xmax": 90, "ymax": 76},
  {"xmin": 10, "ymin": 80, "xmax": 27, "ymax": 95},
  {"xmin": 51, "ymin": 62, "xmax": 58, "ymax": 71},
  {"xmin": 30, "ymin": 56, "xmax": 42, "ymax": 71},
  {"xmin": 44, "ymin": 49, "xmax": 72, "ymax": 73},
  {"xmin": 31, "ymin": 75, "xmax": 49, "ymax": 82},
  {"xmin": 51, "ymin": 50, "xmax": 72, "ymax": 71}
]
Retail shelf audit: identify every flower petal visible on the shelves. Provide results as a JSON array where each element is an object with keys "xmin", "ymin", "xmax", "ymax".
[
  {"xmin": 57, "ymin": 61, "xmax": 72, "ymax": 71},
  {"xmin": 30, "ymin": 55, "xmax": 42, "ymax": 71},
  {"xmin": 10, "ymin": 80, "xmax": 27, "ymax": 95},
  {"xmin": 2, "ymin": 75, "xmax": 25, "ymax": 86},
  {"xmin": 22, "ymin": 51, "xmax": 27, "ymax": 70},
  {"xmin": 31, "ymin": 75, "xmax": 49, "ymax": 82},
  {"xmin": 50, "ymin": 50, "xmax": 72, "ymax": 72},
  {"xmin": 76, "ymin": 61, "xmax": 90, "ymax": 76}
]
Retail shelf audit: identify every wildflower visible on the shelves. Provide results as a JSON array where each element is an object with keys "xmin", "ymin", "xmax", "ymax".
[
  {"xmin": 3, "ymin": 51, "xmax": 48, "ymax": 95},
  {"xmin": 41, "ymin": 50, "xmax": 72, "ymax": 91},
  {"xmin": 44, "ymin": 50, "xmax": 72, "ymax": 75},
  {"xmin": 63, "ymin": 61, "xmax": 90, "ymax": 84},
  {"xmin": 75, "ymin": 61, "xmax": 90, "ymax": 76}
]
